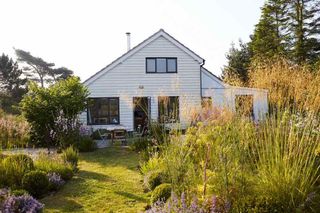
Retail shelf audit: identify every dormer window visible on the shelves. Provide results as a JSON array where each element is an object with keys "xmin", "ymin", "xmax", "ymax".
[{"xmin": 146, "ymin": 58, "xmax": 177, "ymax": 73}]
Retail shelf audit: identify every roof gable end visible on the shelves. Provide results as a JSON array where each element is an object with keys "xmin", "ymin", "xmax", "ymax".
[{"xmin": 84, "ymin": 29, "xmax": 204, "ymax": 86}]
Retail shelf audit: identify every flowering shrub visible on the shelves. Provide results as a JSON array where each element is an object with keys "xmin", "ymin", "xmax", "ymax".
[
  {"xmin": 47, "ymin": 172, "xmax": 65, "ymax": 191},
  {"xmin": 147, "ymin": 192, "xmax": 222, "ymax": 213},
  {"xmin": 0, "ymin": 188, "xmax": 44, "ymax": 213},
  {"xmin": 0, "ymin": 110, "xmax": 30, "ymax": 148},
  {"xmin": 2, "ymin": 194, "xmax": 44, "ymax": 213}
]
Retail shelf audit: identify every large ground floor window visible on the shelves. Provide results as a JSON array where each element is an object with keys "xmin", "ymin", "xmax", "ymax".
[
  {"xmin": 87, "ymin": 97, "xmax": 119, "ymax": 125},
  {"xmin": 158, "ymin": 96, "xmax": 179, "ymax": 123}
]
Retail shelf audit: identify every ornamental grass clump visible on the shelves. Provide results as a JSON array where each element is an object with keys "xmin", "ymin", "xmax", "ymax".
[
  {"xmin": 61, "ymin": 146, "xmax": 79, "ymax": 171},
  {"xmin": 252, "ymin": 111, "xmax": 320, "ymax": 211},
  {"xmin": 0, "ymin": 110, "xmax": 30, "ymax": 148}
]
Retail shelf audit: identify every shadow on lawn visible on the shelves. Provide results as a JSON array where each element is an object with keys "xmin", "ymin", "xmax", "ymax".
[
  {"xmin": 80, "ymin": 147, "xmax": 140, "ymax": 171},
  {"xmin": 79, "ymin": 170, "xmax": 114, "ymax": 182},
  {"xmin": 115, "ymin": 191, "xmax": 148, "ymax": 203}
]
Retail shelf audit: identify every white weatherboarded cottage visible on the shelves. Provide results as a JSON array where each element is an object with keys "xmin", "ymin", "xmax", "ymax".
[{"xmin": 80, "ymin": 29, "xmax": 268, "ymax": 131}]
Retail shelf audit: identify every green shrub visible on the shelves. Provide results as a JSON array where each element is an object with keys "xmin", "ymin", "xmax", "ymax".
[
  {"xmin": 151, "ymin": 183, "xmax": 172, "ymax": 203},
  {"xmin": 11, "ymin": 189, "xmax": 29, "ymax": 196},
  {"xmin": 35, "ymin": 153, "xmax": 74, "ymax": 181},
  {"xmin": 76, "ymin": 136, "xmax": 96, "ymax": 152},
  {"xmin": 145, "ymin": 171, "xmax": 163, "ymax": 191},
  {"xmin": 2, "ymin": 154, "xmax": 34, "ymax": 187},
  {"xmin": 22, "ymin": 170, "xmax": 49, "ymax": 198},
  {"xmin": 130, "ymin": 137, "xmax": 150, "ymax": 152},
  {"xmin": 61, "ymin": 146, "xmax": 79, "ymax": 171}
]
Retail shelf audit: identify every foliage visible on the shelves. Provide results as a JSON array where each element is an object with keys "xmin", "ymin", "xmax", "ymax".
[
  {"xmin": 2, "ymin": 194, "xmax": 44, "ymax": 213},
  {"xmin": 222, "ymin": 41, "xmax": 252, "ymax": 86},
  {"xmin": 151, "ymin": 183, "xmax": 172, "ymax": 204},
  {"xmin": 0, "ymin": 53, "xmax": 27, "ymax": 114},
  {"xmin": 20, "ymin": 77, "xmax": 89, "ymax": 147},
  {"xmin": 22, "ymin": 170, "xmax": 49, "ymax": 198},
  {"xmin": 249, "ymin": 59, "xmax": 320, "ymax": 113},
  {"xmin": 147, "ymin": 193, "xmax": 221, "ymax": 213},
  {"xmin": 145, "ymin": 170, "xmax": 164, "ymax": 191},
  {"xmin": 15, "ymin": 49, "xmax": 73, "ymax": 87},
  {"xmin": 11, "ymin": 189, "xmax": 29, "ymax": 196},
  {"xmin": 35, "ymin": 153, "xmax": 74, "ymax": 181},
  {"xmin": 75, "ymin": 136, "xmax": 96, "ymax": 152},
  {"xmin": 2, "ymin": 154, "xmax": 34, "ymax": 188},
  {"xmin": 0, "ymin": 110, "xmax": 30, "ymax": 148},
  {"xmin": 47, "ymin": 173, "xmax": 65, "ymax": 191},
  {"xmin": 61, "ymin": 146, "xmax": 79, "ymax": 171},
  {"xmin": 249, "ymin": 0, "xmax": 288, "ymax": 60},
  {"xmin": 144, "ymin": 109, "xmax": 320, "ymax": 211},
  {"xmin": 130, "ymin": 137, "xmax": 150, "ymax": 152}
]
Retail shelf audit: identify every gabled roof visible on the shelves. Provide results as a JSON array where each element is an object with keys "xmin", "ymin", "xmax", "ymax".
[
  {"xmin": 201, "ymin": 67, "xmax": 226, "ymax": 88},
  {"xmin": 84, "ymin": 29, "xmax": 205, "ymax": 86}
]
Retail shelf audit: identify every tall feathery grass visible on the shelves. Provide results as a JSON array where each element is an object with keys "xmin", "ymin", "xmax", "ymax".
[
  {"xmin": 0, "ymin": 109, "xmax": 30, "ymax": 148},
  {"xmin": 249, "ymin": 59, "xmax": 320, "ymax": 113}
]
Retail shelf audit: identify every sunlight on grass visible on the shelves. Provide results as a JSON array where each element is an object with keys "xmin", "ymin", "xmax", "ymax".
[{"xmin": 41, "ymin": 147, "xmax": 148, "ymax": 213}]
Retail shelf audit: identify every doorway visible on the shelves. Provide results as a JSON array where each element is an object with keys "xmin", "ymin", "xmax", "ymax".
[{"xmin": 133, "ymin": 97, "xmax": 150, "ymax": 132}]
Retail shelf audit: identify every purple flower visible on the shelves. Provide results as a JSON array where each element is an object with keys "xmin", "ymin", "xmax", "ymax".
[
  {"xmin": 2, "ymin": 194, "xmax": 44, "ymax": 213},
  {"xmin": 47, "ymin": 173, "xmax": 65, "ymax": 190}
]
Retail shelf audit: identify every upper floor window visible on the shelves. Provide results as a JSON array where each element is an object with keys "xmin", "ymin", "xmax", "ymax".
[{"xmin": 146, "ymin": 58, "xmax": 177, "ymax": 73}]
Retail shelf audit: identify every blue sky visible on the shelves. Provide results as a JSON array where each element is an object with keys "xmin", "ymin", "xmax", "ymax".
[{"xmin": 0, "ymin": 0, "xmax": 264, "ymax": 81}]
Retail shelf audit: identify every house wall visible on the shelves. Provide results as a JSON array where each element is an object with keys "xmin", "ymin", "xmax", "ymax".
[
  {"xmin": 80, "ymin": 35, "xmax": 202, "ymax": 130},
  {"xmin": 202, "ymin": 87, "xmax": 268, "ymax": 121}
]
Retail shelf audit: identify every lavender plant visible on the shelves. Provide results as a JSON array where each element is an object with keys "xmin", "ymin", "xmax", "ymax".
[
  {"xmin": 2, "ymin": 194, "xmax": 44, "ymax": 213},
  {"xmin": 47, "ymin": 172, "xmax": 65, "ymax": 191},
  {"xmin": 147, "ymin": 192, "xmax": 220, "ymax": 213}
]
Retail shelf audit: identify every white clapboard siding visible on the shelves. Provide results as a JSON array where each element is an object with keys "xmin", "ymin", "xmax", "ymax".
[{"xmin": 81, "ymin": 35, "xmax": 202, "ymax": 130}]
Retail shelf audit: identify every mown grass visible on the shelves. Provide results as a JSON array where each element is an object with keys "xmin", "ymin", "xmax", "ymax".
[{"xmin": 41, "ymin": 147, "xmax": 148, "ymax": 213}]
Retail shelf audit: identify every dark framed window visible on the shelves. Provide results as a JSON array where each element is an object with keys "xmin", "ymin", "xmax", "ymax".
[
  {"xmin": 158, "ymin": 96, "xmax": 179, "ymax": 123},
  {"xmin": 146, "ymin": 58, "xmax": 177, "ymax": 73},
  {"xmin": 87, "ymin": 98, "xmax": 120, "ymax": 125}
]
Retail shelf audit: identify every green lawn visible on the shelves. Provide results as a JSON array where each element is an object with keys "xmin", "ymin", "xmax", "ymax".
[{"xmin": 41, "ymin": 147, "xmax": 148, "ymax": 213}]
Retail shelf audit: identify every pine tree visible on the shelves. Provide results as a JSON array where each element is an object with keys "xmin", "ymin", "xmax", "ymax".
[
  {"xmin": 287, "ymin": 0, "xmax": 320, "ymax": 63},
  {"xmin": 0, "ymin": 54, "xmax": 27, "ymax": 113},
  {"xmin": 250, "ymin": 0, "xmax": 290, "ymax": 59}
]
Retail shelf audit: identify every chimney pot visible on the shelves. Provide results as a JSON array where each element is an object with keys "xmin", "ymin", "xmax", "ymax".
[{"xmin": 126, "ymin": 32, "xmax": 131, "ymax": 51}]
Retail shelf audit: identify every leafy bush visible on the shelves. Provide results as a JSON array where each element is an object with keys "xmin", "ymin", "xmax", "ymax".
[
  {"xmin": 2, "ymin": 194, "xmax": 44, "ymax": 213},
  {"xmin": 35, "ymin": 153, "xmax": 74, "ymax": 181},
  {"xmin": 2, "ymin": 154, "xmax": 34, "ymax": 187},
  {"xmin": 76, "ymin": 136, "xmax": 96, "ymax": 152},
  {"xmin": 151, "ymin": 183, "xmax": 172, "ymax": 204},
  {"xmin": 20, "ymin": 77, "xmax": 89, "ymax": 147},
  {"xmin": 61, "ymin": 146, "xmax": 79, "ymax": 171},
  {"xmin": 144, "ymin": 171, "xmax": 163, "ymax": 191},
  {"xmin": 22, "ymin": 170, "xmax": 49, "ymax": 198},
  {"xmin": 47, "ymin": 173, "xmax": 65, "ymax": 191},
  {"xmin": 130, "ymin": 137, "xmax": 150, "ymax": 152}
]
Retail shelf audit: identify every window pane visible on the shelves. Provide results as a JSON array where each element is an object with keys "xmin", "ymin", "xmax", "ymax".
[
  {"xmin": 158, "ymin": 96, "xmax": 179, "ymax": 123},
  {"xmin": 156, "ymin": 58, "xmax": 166, "ymax": 72},
  {"xmin": 88, "ymin": 98, "xmax": 109, "ymax": 125},
  {"xmin": 146, "ymin": 58, "xmax": 156, "ymax": 72},
  {"xmin": 167, "ymin": 59, "xmax": 177, "ymax": 72},
  {"xmin": 109, "ymin": 98, "xmax": 119, "ymax": 116}
]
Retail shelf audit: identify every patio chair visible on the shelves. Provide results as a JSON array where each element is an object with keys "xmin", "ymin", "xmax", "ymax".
[
  {"xmin": 97, "ymin": 129, "xmax": 112, "ymax": 144},
  {"xmin": 113, "ymin": 129, "xmax": 127, "ymax": 145}
]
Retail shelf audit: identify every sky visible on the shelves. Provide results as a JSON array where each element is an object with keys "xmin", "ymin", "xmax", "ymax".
[{"xmin": 0, "ymin": 0, "xmax": 264, "ymax": 81}]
